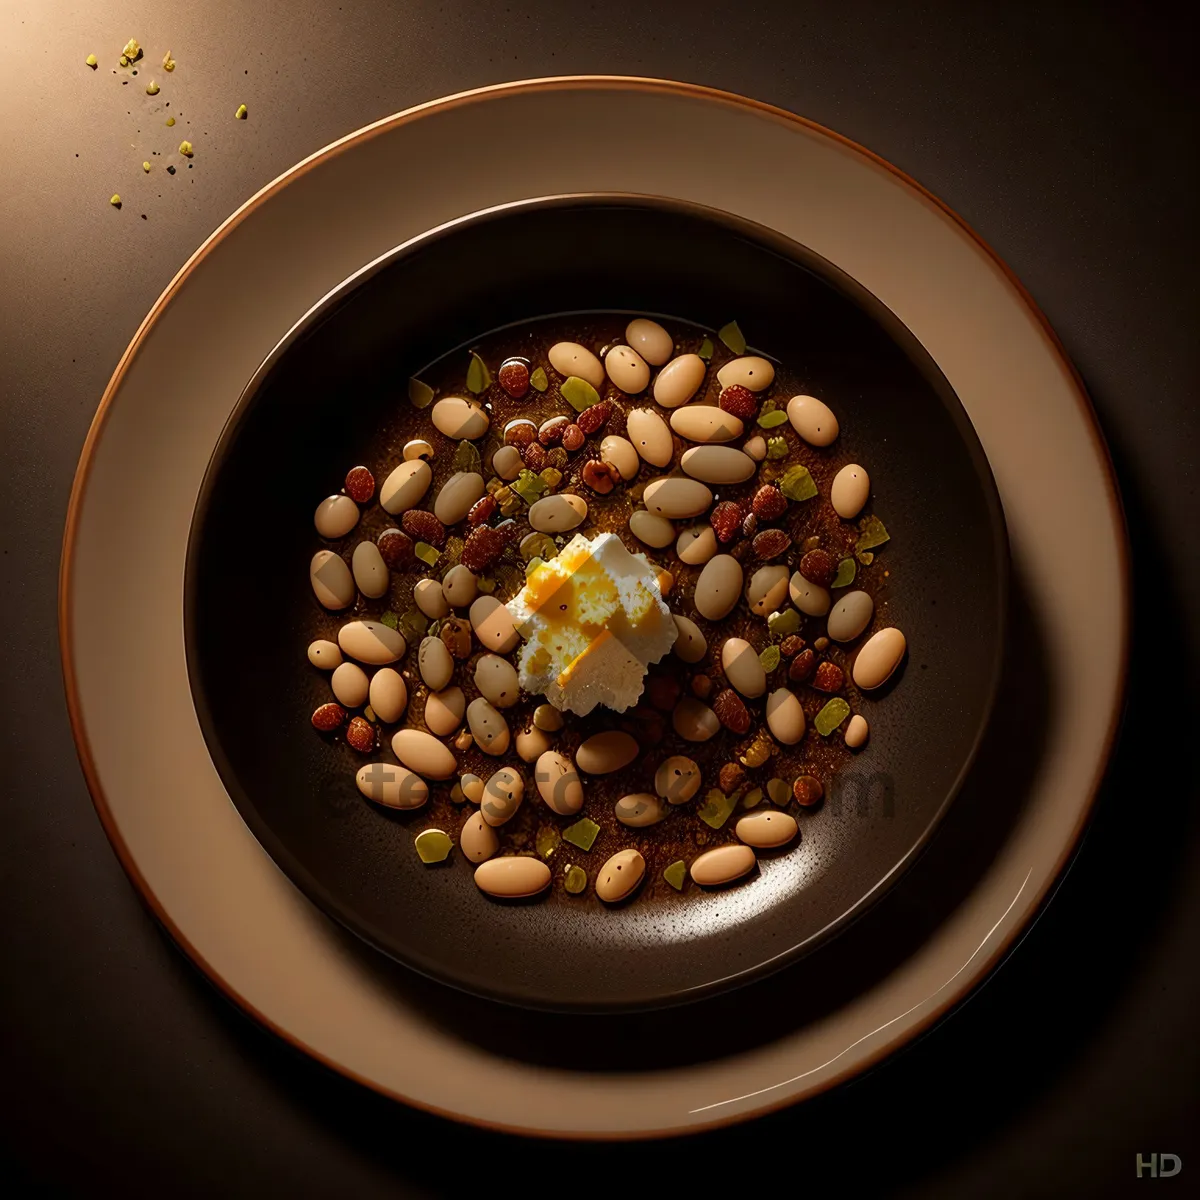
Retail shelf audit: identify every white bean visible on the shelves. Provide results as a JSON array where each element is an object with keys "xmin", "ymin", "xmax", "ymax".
[
  {"xmin": 441, "ymin": 564, "xmax": 478, "ymax": 608},
  {"xmin": 605, "ymin": 345, "xmax": 650, "ymax": 394},
  {"xmin": 331, "ymin": 661, "xmax": 369, "ymax": 707},
  {"xmin": 431, "ymin": 397, "xmax": 489, "ymax": 440},
  {"xmin": 434, "ymin": 472, "xmax": 485, "ymax": 525},
  {"xmin": 625, "ymin": 318, "xmax": 673, "ymax": 366},
  {"xmin": 716, "ymin": 356, "xmax": 774, "ymax": 392},
  {"xmin": 827, "ymin": 590, "xmax": 874, "ymax": 642},
  {"xmin": 694, "ymin": 555, "xmax": 743, "ymax": 620},
  {"xmin": 652, "ymin": 353, "xmax": 706, "ymax": 408},
  {"xmin": 474, "ymin": 654, "xmax": 520, "ymax": 709},
  {"xmin": 548, "ymin": 342, "xmax": 605, "ymax": 390},
  {"xmin": 599, "ymin": 435, "xmax": 639, "ymax": 481},
  {"xmin": 626, "ymin": 408, "xmax": 673, "ymax": 467},
  {"xmin": 414, "ymin": 577, "xmax": 450, "ymax": 619},
  {"xmin": 629, "ymin": 510, "xmax": 675, "ymax": 548},
  {"xmin": 831, "ymin": 464, "xmax": 870, "ymax": 519},
  {"xmin": 786, "ymin": 395, "xmax": 839, "ymax": 446},
  {"xmin": 368, "ymin": 668, "xmax": 408, "ymax": 723},
  {"xmin": 721, "ymin": 637, "xmax": 767, "ymax": 698},
  {"xmin": 307, "ymin": 639, "xmax": 342, "ymax": 669},
  {"xmin": 310, "ymin": 550, "xmax": 355, "ymax": 610},
  {"xmin": 379, "ymin": 459, "xmax": 432, "ymax": 514},
  {"xmin": 314, "ymin": 494, "xmax": 359, "ymax": 539},
  {"xmin": 351, "ymin": 541, "xmax": 389, "ymax": 599}
]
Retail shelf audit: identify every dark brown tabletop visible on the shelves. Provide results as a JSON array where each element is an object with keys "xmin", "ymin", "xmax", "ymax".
[{"xmin": 2, "ymin": 2, "xmax": 1196, "ymax": 1195}]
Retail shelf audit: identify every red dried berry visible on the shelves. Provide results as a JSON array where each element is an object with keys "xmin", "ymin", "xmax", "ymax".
[
  {"xmin": 710, "ymin": 500, "xmax": 743, "ymax": 543},
  {"xmin": 402, "ymin": 509, "xmax": 446, "ymax": 549},
  {"xmin": 645, "ymin": 674, "xmax": 682, "ymax": 712},
  {"xmin": 538, "ymin": 416, "xmax": 570, "ymax": 446},
  {"xmin": 504, "ymin": 420, "xmax": 537, "ymax": 447},
  {"xmin": 498, "ymin": 358, "xmax": 530, "ymax": 399},
  {"xmin": 345, "ymin": 716, "xmax": 376, "ymax": 753},
  {"xmin": 495, "ymin": 519, "xmax": 521, "ymax": 544},
  {"xmin": 793, "ymin": 775, "xmax": 824, "ymax": 807},
  {"xmin": 751, "ymin": 484, "xmax": 788, "ymax": 521},
  {"xmin": 440, "ymin": 616, "xmax": 473, "ymax": 659},
  {"xmin": 780, "ymin": 635, "xmax": 806, "ymax": 657},
  {"xmin": 789, "ymin": 649, "xmax": 816, "ymax": 682},
  {"xmin": 812, "ymin": 661, "xmax": 845, "ymax": 693},
  {"xmin": 753, "ymin": 528, "xmax": 791, "ymax": 559},
  {"xmin": 522, "ymin": 442, "xmax": 548, "ymax": 472},
  {"xmin": 719, "ymin": 384, "xmax": 757, "ymax": 422},
  {"xmin": 691, "ymin": 673, "xmax": 713, "ymax": 699},
  {"xmin": 799, "ymin": 548, "xmax": 836, "ymax": 588},
  {"xmin": 376, "ymin": 527, "xmax": 414, "ymax": 568},
  {"xmin": 575, "ymin": 399, "xmax": 612, "ymax": 435},
  {"xmin": 311, "ymin": 702, "xmax": 346, "ymax": 732},
  {"xmin": 582, "ymin": 459, "xmax": 617, "ymax": 494},
  {"xmin": 719, "ymin": 762, "xmax": 746, "ymax": 793},
  {"xmin": 462, "ymin": 525, "xmax": 507, "ymax": 572},
  {"xmin": 712, "ymin": 689, "xmax": 752, "ymax": 734},
  {"xmin": 561, "ymin": 423, "xmax": 586, "ymax": 452},
  {"xmin": 467, "ymin": 494, "xmax": 497, "ymax": 525},
  {"xmin": 344, "ymin": 465, "xmax": 375, "ymax": 504}
]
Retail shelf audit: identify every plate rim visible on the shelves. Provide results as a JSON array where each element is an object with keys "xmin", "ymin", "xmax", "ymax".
[{"xmin": 58, "ymin": 75, "xmax": 1131, "ymax": 1138}]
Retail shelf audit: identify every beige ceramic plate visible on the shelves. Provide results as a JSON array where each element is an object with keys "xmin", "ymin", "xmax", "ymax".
[{"xmin": 60, "ymin": 78, "xmax": 1128, "ymax": 1138}]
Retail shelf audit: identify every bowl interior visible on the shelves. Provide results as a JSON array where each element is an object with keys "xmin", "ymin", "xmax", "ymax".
[{"xmin": 186, "ymin": 196, "xmax": 1007, "ymax": 1012}]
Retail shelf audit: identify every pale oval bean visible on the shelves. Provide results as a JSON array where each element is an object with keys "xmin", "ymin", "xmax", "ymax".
[
  {"xmin": 721, "ymin": 637, "xmax": 767, "ymax": 698},
  {"xmin": 672, "ymin": 614, "xmax": 708, "ymax": 663},
  {"xmin": 690, "ymin": 844, "xmax": 756, "ymax": 886},
  {"xmin": 642, "ymin": 477, "xmax": 713, "ymax": 520},
  {"xmin": 535, "ymin": 749, "xmax": 584, "ymax": 815},
  {"xmin": 845, "ymin": 714, "xmax": 870, "ymax": 749},
  {"xmin": 431, "ymin": 396, "xmax": 489, "ymax": 440},
  {"xmin": 474, "ymin": 856, "xmax": 551, "ymax": 898},
  {"xmin": 605, "ymin": 345, "xmax": 650, "ymax": 394},
  {"xmin": 655, "ymin": 756, "xmax": 701, "ymax": 804},
  {"xmin": 716, "ymin": 356, "xmax": 774, "ymax": 392},
  {"xmin": 441, "ymin": 563, "xmax": 478, "ymax": 609},
  {"xmin": 424, "ymin": 686, "xmax": 465, "ymax": 736},
  {"xmin": 736, "ymin": 809, "xmax": 798, "ymax": 848},
  {"xmin": 548, "ymin": 341, "xmax": 605, "ymax": 390},
  {"xmin": 368, "ymin": 667, "xmax": 408, "ymax": 723},
  {"xmin": 461, "ymin": 773, "xmax": 484, "ymax": 804},
  {"xmin": 672, "ymin": 697, "xmax": 719, "ymax": 742},
  {"xmin": 789, "ymin": 571, "xmax": 831, "ymax": 617},
  {"xmin": 491, "ymin": 444, "xmax": 523, "ymax": 481},
  {"xmin": 827, "ymin": 590, "xmax": 875, "ymax": 643},
  {"xmin": 403, "ymin": 438, "xmax": 434, "ymax": 461},
  {"xmin": 474, "ymin": 654, "xmax": 520, "ymax": 709},
  {"xmin": 629, "ymin": 509, "xmax": 675, "ymax": 548},
  {"xmin": 533, "ymin": 704, "xmax": 565, "ymax": 732},
  {"xmin": 414, "ymin": 577, "xmax": 451, "ymax": 620},
  {"xmin": 331, "ymin": 661, "xmax": 369, "ymax": 707},
  {"xmin": 576, "ymin": 731, "xmax": 638, "ymax": 774},
  {"xmin": 831, "ymin": 464, "xmax": 870, "ymax": 519},
  {"xmin": 694, "ymin": 555, "xmax": 743, "ymax": 620},
  {"xmin": 467, "ymin": 696, "xmax": 511, "ymax": 756},
  {"xmin": 680, "ymin": 445, "xmax": 756, "ymax": 485},
  {"xmin": 765, "ymin": 687, "xmax": 806, "ymax": 744},
  {"xmin": 480, "ymin": 765, "xmax": 523, "ymax": 827},
  {"xmin": 626, "ymin": 318, "xmax": 673, "ymax": 366},
  {"xmin": 338, "ymin": 620, "xmax": 406, "ymax": 665},
  {"xmin": 469, "ymin": 595, "xmax": 520, "ymax": 653},
  {"xmin": 670, "ymin": 405, "xmax": 744, "ymax": 443},
  {"xmin": 434, "ymin": 471, "xmax": 485, "ymax": 525},
  {"xmin": 390, "ymin": 728, "xmax": 456, "ymax": 779},
  {"xmin": 653, "ymin": 353, "xmax": 707, "ymax": 408},
  {"xmin": 746, "ymin": 564, "xmax": 789, "ymax": 617},
  {"xmin": 351, "ymin": 541, "xmax": 389, "ymax": 599},
  {"xmin": 379, "ymin": 459, "xmax": 432, "ymax": 514},
  {"xmin": 626, "ymin": 408, "xmax": 674, "ymax": 467},
  {"xmin": 614, "ymin": 793, "xmax": 668, "ymax": 828},
  {"xmin": 676, "ymin": 524, "xmax": 718, "ymax": 565},
  {"xmin": 852, "ymin": 628, "xmax": 907, "ymax": 690},
  {"xmin": 515, "ymin": 723, "xmax": 553, "ymax": 762},
  {"xmin": 355, "ymin": 762, "xmax": 428, "ymax": 810},
  {"xmin": 742, "ymin": 435, "xmax": 767, "ymax": 461},
  {"xmin": 596, "ymin": 848, "xmax": 645, "ymax": 903},
  {"xmin": 786, "ymin": 394, "xmax": 839, "ymax": 446},
  {"xmin": 310, "ymin": 550, "xmax": 355, "ymax": 610},
  {"xmin": 460, "ymin": 810, "xmax": 499, "ymax": 864},
  {"xmin": 314, "ymin": 494, "xmax": 359, "ymax": 539},
  {"xmin": 418, "ymin": 636, "xmax": 454, "ymax": 691},
  {"xmin": 599, "ymin": 434, "xmax": 639, "ymax": 481},
  {"xmin": 307, "ymin": 639, "xmax": 343, "ymax": 669},
  {"xmin": 527, "ymin": 493, "xmax": 587, "ymax": 534}
]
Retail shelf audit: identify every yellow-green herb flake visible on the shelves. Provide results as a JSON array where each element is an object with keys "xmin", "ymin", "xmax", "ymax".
[
  {"xmin": 780, "ymin": 464, "xmax": 818, "ymax": 502},
  {"xmin": 122, "ymin": 39, "xmax": 142, "ymax": 62},
  {"xmin": 856, "ymin": 515, "xmax": 889, "ymax": 552},
  {"xmin": 663, "ymin": 860, "xmax": 687, "ymax": 890},
  {"xmin": 408, "ymin": 377, "xmax": 434, "ymax": 408},
  {"xmin": 414, "ymin": 541, "xmax": 439, "ymax": 568},
  {"xmin": 235, "ymin": 104, "xmax": 248, "ymax": 120},
  {"xmin": 539, "ymin": 467, "xmax": 563, "ymax": 491},
  {"xmin": 766, "ymin": 778, "xmax": 791, "ymax": 806},
  {"xmin": 397, "ymin": 611, "xmax": 428, "ymax": 644},
  {"xmin": 765, "ymin": 435, "xmax": 789, "ymax": 460},
  {"xmin": 414, "ymin": 828, "xmax": 452, "ymax": 864},
  {"xmin": 697, "ymin": 336, "xmax": 714, "ymax": 362},
  {"xmin": 452, "ymin": 439, "xmax": 481, "ymax": 474},
  {"xmin": 119, "ymin": 55, "xmax": 129, "ymax": 68},
  {"xmin": 718, "ymin": 320, "xmax": 746, "ymax": 354},
  {"xmin": 466, "ymin": 351, "xmax": 491, "ymax": 395},
  {"xmin": 520, "ymin": 532, "xmax": 557, "ymax": 562},
  {"xmin": 512, "ymin": 469, "xmax": 547, "ymax": 506},
  {"xmin": 165, "ymin": 116, "xmax": 175, "ymax": 127},
  {"xmin": 759, "ymin": 645, "xmax": 781, "ymax": 672},
  {"xmin": 561, "ymin": 375, "xmax": 601, "ymax": 412},
  {"xmin": 697, "ymin": 788, "xmax": 738, "ymax": 830},
  {"xmin": 379, "ymin": 610, "xmax": 400, "ymax": 630},
  {"xmin": 767, "ymin": 608, "xmax": 800, "ymax": 637},
  {"xmin": 563, "ymin": 817, "xmax": 601, "ymax": 851},
  {"xmin": 815, "ymin": 698, "xmax": 851, "ymax": 737},
  {"xmin": 536, "ymin": 826, "xmax": 561, "ymax": 860},
  {"xmin": 178, "ymin": 140, "xmax": 193, "ymax": 157},
  {"xmin": 564, "ymin": 864, "xmax": 587, "ymax": 894},
  {"xmin": 162, "ymin": 50, "xmax": 176, "ymax": 72},
  {"xmin": 475, "ymin": 575, "xmax": 496, "ymax": 594},
  {"xmin": 145, "ymin": 80, "xmax": 160, "ymax": 95},
  {"xmin": 832, "ymin": 557, "xmax": 857, "ymax": 588},
  {"xmin": 109, "ymin": 194, "xmax": 121, "ymax": 208},
  {"xmin": 529, "ymin": 366, "xmax": 549, "ymax": 392},
  {"xmin": 142, "ymin": 161, "xmax": 151, "ymax": 172},
  {"xmin": 363, "ymin": 705, "xmax": 377, "ymax": 723},
  {"xmin": 741, "ymin": 787, "xmax": 764, "ymax": 809},
  {"xmin": 857, "ymin": 549, "xmax": 874, "ymax": 566},
  {"xmin": 85, "ymin": 54, "xmax": 97, "ymax": 68},
  {"xmin": 756, "ymin": 399, "xmax": 788, "ymax": 429}
]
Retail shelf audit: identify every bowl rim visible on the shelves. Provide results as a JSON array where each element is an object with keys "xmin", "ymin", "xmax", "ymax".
[{"xmin": 182, "ymin": 190, "xmax": 1011, "ymax": 1014}]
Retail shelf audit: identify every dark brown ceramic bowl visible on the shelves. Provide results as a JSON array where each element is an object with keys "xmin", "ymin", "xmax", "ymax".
[{"xmin": 185, "ymin": 196, "xmax": 1008, "ymax": 1013}]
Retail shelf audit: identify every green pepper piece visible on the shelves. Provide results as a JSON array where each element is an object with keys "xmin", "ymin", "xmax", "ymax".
[
  {"xmin": 815, "ymin": 698, "xmax": 851, "ymax": 736},
  {"xmin": 414, "ymin": 541, "xmax": 439, "ymax": 567},
  {"xmin": 563, "ymin": 817, "xmax": 601, "ymax": 850},
  {"xmin": 767, "ymin": 608, "xmax": 801, "ymax": 636},
  {"xmin": 765, "ymin": 436, "xmax": 789, "ymax": 460},
  {"xmin": 414, "ymin": 829, "xmax": 452, "ymax": 863},
  {"xmin": 759, "ymin": 645, "xmax": 781, "ymax": 672},
  {"xmin": 857, "ymin": 550, "xmax": 874, "ymax": 566},
  {"xmin": 561, "ymin": 376, "xmax": 601, "ymax": 411},
  {"xmin": 697, "ymin": 336, "xmax": 714, "ymax": 362},
  {"xmin": 832, "ymin": 557, "xmax": 857, "ymax": 588},
  {"xmin": 475, "ymin": 575, "xmax": 496, "ymax": 594},
  {"xmin": 718, "ymin": 320, "xmax": 746, "ymax": 354},
  {"xmin": 779, "ymin": 464, "xmax": 818, "ymax": 501},
  {"xmin": 564, "ymin": 864, "xmax": 587, "ymax": 894},
  {"xmin": 536, "ymin": 826, "xmax": 561, "ymax": 860},
  {"xmin": 663, "ymin": 860, "xmax": 686, "ymax": 890},
  {"xmin": 766, "ymin": 778, "xmax": 791, "ymax": 806},
  {"xmin": 855, "ymin": 515, "xmax": 890, "ymax": 552},
  {"xmin": 741, "ymin": 788, "xmax": 764, "ymax": 809},
  {"xmin": 697, "ymin": 788, "xmax": 738, "ymax": 830},
  {"xmin": 529, "ymin": 366, "xmax": 549, "ymax": 392},
  {"xmin": 379, "ymin": 610, "xmax": 400, "ymax": 630},
  {"xmin": 408, "ymin": 377, "xmax": 434, "ymax": 408},
  {"xmin": 757, "ymin": 409, "xmax": 789, "ymax": 429},
  {"xmin": 511, "ymin": 469, "xmax": 548, "ymax": 505},
  {"xmin": 453, "ymin": 439, "xmax": 481, "ymax": 474},
  {"xmin": 466, "ymin": 351, "xmax": 491, "ymax": 394}
]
